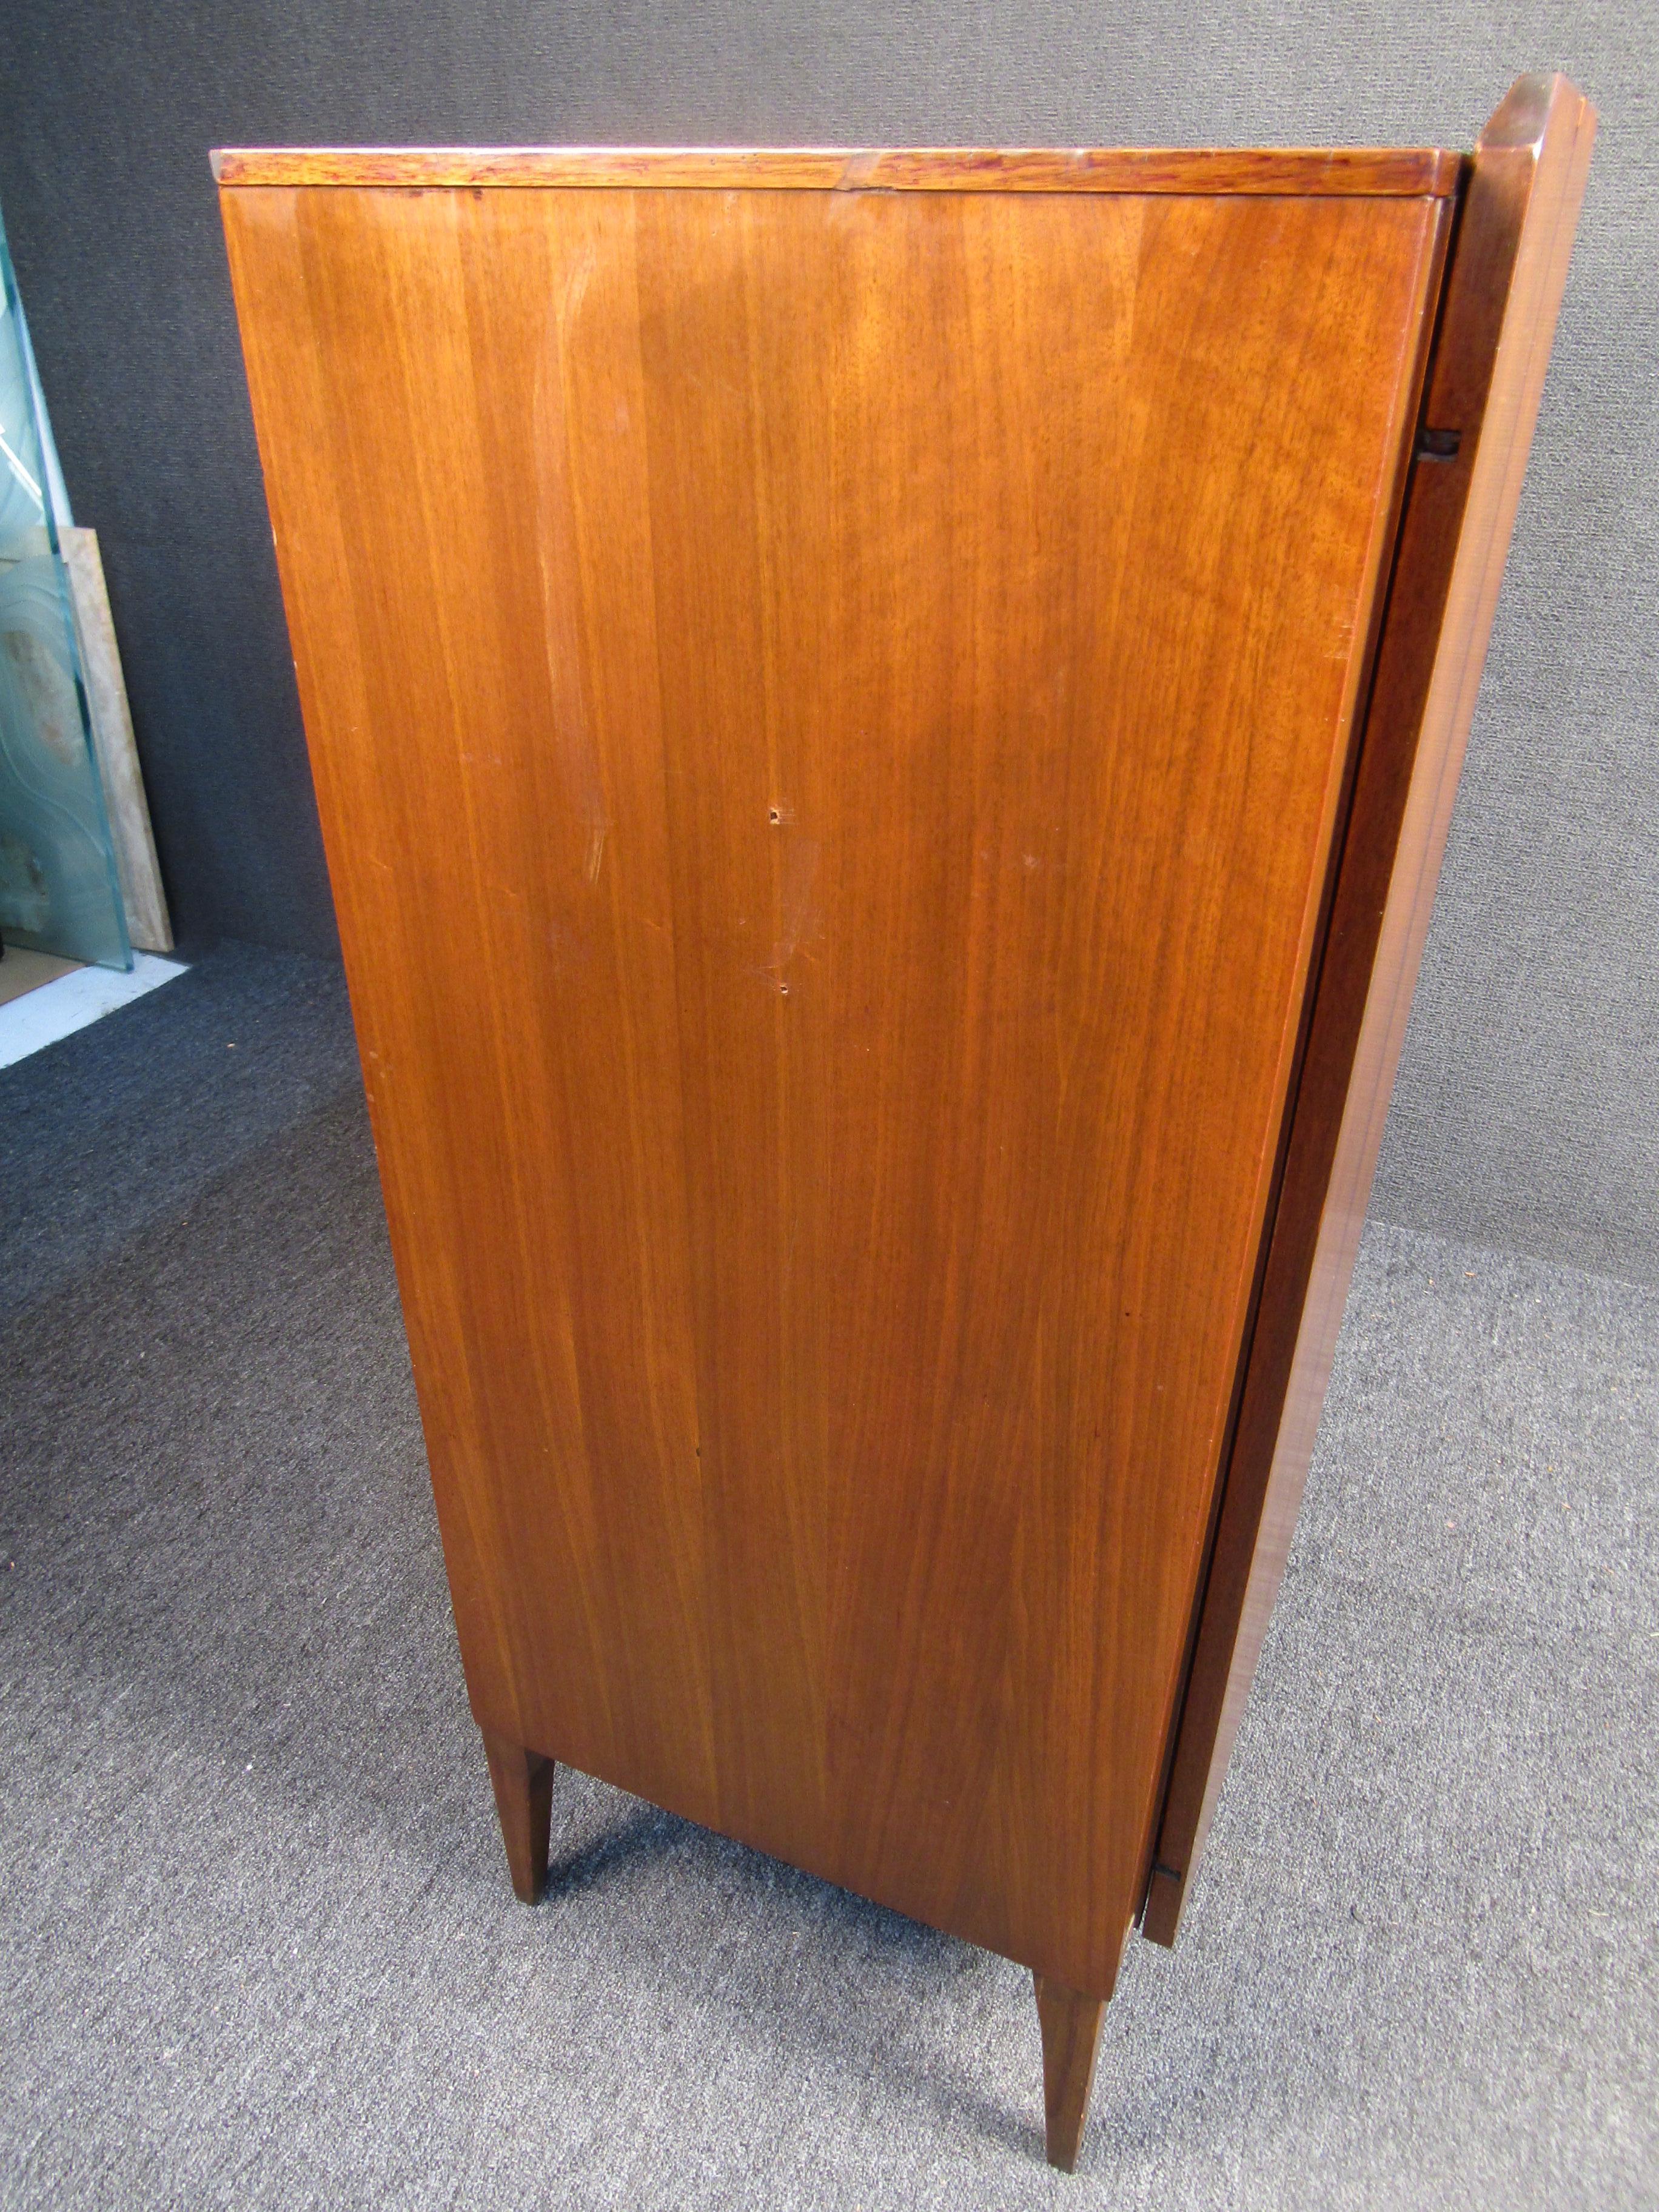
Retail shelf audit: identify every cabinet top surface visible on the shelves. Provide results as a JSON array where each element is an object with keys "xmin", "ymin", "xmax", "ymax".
[{"xmin": 211, "ymin": 143, "xmax": 1462, "ymax": 196}]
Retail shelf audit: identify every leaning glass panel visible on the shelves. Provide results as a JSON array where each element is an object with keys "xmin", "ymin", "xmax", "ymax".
[{"xmin": 0, "ymin": 206, "xmax": 129, "ymax": 970}]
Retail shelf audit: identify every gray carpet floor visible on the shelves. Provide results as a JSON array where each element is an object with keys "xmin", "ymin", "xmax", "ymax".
[{"xmin": 1, "ymin": 942, "xmax": 1654, "ymax": 2209}]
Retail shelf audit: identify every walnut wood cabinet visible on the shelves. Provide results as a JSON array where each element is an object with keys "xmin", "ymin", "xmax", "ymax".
[{"xmin": 216, "ymin": 75, "xmax": 1592, "ymax": 2169}]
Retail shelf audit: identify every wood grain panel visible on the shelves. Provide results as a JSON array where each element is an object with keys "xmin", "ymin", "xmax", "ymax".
[
  {"xmin": 212, "ymin": 143, "xmax": 1461, "ymax": 196},
  {"xmin": 221, "ymin": 173, "xmax": 1444, "ymax": 1995},
  {"xmin": 1143, "ymin": 75, "xmax": 1595, "ymax": 1945}
]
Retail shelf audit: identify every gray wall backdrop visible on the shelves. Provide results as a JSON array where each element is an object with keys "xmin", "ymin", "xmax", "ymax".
[{"xmin": 0, "ymin": 3, "xmax": 1652, "ymax": 1282}]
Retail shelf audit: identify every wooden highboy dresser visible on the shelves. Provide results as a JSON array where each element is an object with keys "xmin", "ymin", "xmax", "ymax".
[{"xmin": 216, "ymin": 74, "xmax": 1592, "ymax": 2168}]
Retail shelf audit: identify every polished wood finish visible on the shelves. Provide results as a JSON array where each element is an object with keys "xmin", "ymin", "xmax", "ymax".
[
  {"xmin": 1034, "ymin": 1974, "xmax": 1107, "ymax": 2172},
  {"xmin": 221, "ymin": 171, "xmax": 1442, "ymax": 1999},
  {"xmin": 215, "ymin": 83, "xmax": 1582, "ymax": 2165},
  {"xmin": 481, "ymin": 1730, "xmax": 556, "ymax": 1904},
  {"xmin": 211, "ymin": 142, "xmax": 1461, "ymax": 196},
  {"xmin": 1142, "ymin": 75, "xmax": 1595, "ymax": 1946}
]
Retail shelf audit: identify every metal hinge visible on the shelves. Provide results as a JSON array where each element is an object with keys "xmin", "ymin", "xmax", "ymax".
[{"xmin": 1416, "ymin": 426, "xmax": 1462, "ymax": 461}]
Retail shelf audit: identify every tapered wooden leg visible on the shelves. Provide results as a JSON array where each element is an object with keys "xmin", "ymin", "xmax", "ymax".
[
  {"xmin": 480, "ymin": 1728, "xmax": 556, "ymax": 1903},
  {"xmin": 1034, "ymin": 1972, "xmax": 1107, "ymax": 2173}
]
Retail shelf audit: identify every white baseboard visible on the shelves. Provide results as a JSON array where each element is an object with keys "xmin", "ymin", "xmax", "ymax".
[{"xmin": 0, "ymin": 951, "xmax": 186, "ymax": 1070}]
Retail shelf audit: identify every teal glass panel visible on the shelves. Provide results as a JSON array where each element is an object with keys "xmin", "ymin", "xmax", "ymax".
[{"xmin": 0, "ymin": 206, "xmax": 129, "ymax": 970}]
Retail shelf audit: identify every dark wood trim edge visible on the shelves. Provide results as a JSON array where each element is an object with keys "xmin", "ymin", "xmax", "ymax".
[
  {"xmin": 210, "ymin": 144, "xmax": 1462, "ymax": 197},
  {"xmin": 1139, "ymin": 72, "xmax": 1596, "ymax": 1948}
]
